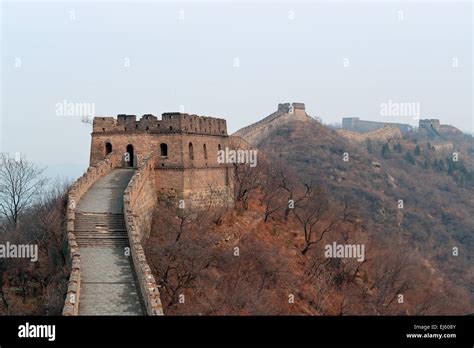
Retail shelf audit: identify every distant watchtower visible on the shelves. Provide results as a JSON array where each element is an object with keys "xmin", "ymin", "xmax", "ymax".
[
  {"xmin": 90, "ymin": 112, "xmax": 234, "ymax": 208},
  {"xmin": 419, "ymin": 119, "xmax": 441, "ymax": 130}
]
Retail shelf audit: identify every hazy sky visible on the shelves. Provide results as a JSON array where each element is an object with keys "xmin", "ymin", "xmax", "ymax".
[{"xmin": 1, "ymin": 0, "xmax": 472, "ymax": 179}]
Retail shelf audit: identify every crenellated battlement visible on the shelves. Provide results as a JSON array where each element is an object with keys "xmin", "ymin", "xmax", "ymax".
[{"xmin": 93, "ymin": 113, "xmax": 228, "ymax": 136}]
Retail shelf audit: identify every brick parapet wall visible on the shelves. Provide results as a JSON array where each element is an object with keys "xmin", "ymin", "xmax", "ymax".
[
  {"xmin": 62, "ymin": 153, "xmax": 121, "ymax": 316},
  {"xmin": 234, "ymin": 111, "xmax": 311, "ymax": 146},
  {"xmin": 336, "ymin": 126, "xmax": 403, "ymax": 143},
  {"xmin": 123, "ymin": 155, "xmax": 164, "ymax": 315}
]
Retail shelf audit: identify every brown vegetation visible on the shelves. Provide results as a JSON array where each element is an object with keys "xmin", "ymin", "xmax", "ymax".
[
  {"xmin": 0, "ymin": 155, "xmax": 69, "ymax": 315},
  {"xmin": 145, "ymin": 137, "xmax": 472, "ymax": 314}
]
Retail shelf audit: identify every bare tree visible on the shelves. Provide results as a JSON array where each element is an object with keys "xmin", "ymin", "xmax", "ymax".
[
  {"xmin": 0, "ymin": 258, "xmax": 10, "ymax": 314},
  {"xmin": 274, "ymin": 163, "xmax": 299, "ymax": 221},
  {"xmin": 367, "ymin": 248, "xmax": 412, "ymax": 315},
  {"xmin": 175, "ymin": 208, "xmax": 196, "ymax": 242},
  {"xmin": 233, "ymin": 162, "xmax": 263, "ymax": 210},
  {"xmin": 0, "ymin": 154, "xmax": 48, "ymax": 227},
  {"xmin": 293, "ymin": 183, "xmax": 339, "ymax": 255},
  {"xmin": 260, "ymin": 162, "xmax": 287, "ymax": 222},
  {"xmin": 206, "ymin": 236, "xmax": 295, "ymax": 315},
  {"xmin": 146, "ymin": 207, "xmax": 218, "ymax": 311},
  {"xmin": 27, "ymin": 180, "xmax": 70, "ymax": 266}
]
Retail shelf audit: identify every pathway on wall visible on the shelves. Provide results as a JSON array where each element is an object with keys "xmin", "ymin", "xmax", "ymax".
[{"xmin": 75, "ymin": 169, "xmax": 144, "ymax": 315}]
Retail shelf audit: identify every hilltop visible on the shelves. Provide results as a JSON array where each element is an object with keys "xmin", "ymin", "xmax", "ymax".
[
  {"xmin": 240, "ymin": 107, "xmax": 474, "ymax": 308},
  {"xmin": 143, "ymin": 103, "xmax": 473, "ymax": 315}
]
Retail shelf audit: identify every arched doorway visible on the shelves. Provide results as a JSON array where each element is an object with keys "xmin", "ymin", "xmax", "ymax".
[
  {"xmin": 105, "ymin": 142, "xmax": 112, "ymax": 155},
  {"xmin": 126, "ymin": 144, "xmax": 134, "ymax": 167}
]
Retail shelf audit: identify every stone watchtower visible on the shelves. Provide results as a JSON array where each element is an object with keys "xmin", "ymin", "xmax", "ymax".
[
  {"xmin": 419, "ymin": 119, "xmax": 441, "ymax": 130},
  {"xmin": 90, "ymin": 112, "xmax": 234, "ymax": 208}
]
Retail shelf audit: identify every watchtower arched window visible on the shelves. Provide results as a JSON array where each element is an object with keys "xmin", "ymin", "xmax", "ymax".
[
  {"xmin": 218, "ymin": 144, "xmax": 222, "ymax": 151},
  {"xmin": 105, "ymin": 142, "xmax": 113, "ymax": 155},
  {"xmin": 203, "ymin": 144, "xmax": 208, "ymax": 159},
  {"xmin": 160, "ymin": 143, "xmax": 168, "ymax": 157},
  {"xmin": 188, "ymin": 142, "xmax": 194, "ymax": 160}
]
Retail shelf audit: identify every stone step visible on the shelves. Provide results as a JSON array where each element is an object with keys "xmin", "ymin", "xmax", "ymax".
[
  {"xmin": 75, "ymin": 219, "xmax": 125, "ymax": 225},
  {"xmin": 76, "ymin": 213, "xmax": 124, "ymax": 219},
  {"xmin": 75, "ymin": 219, "xmax": 125, "ymax": 223},
  {"xmin": 76, "ymin": 243, "xmax": 129, "ymax": 246},
  {"xmin": 74, "ymin": 231, "xmax": 127, "ymax": 235},
  {"xmin": 77, "ymin": 243, "xmax": 130, "ymax": 247},
  {"xmin": 75, "ymin": 234, "xmax": 128, "ymax": 238},
  {"xmin": 76, "ymin": 242, "xmax": 129, "ymax": 246},
  {"xmin": 74, "ymin": 227, "xmax": 127, "ymax": 231},
  {"xmin": 75, "ymin": 218, "xmax": 125, "ymax": 222},
  {"xmin": 75, "ymin": 224, "xmax": 125, "ymax": 229},
  {"xmin": 76, "ymin": 236, "xmax": 128, "ymax": 240},
  {"xmin": 75, "ymin": 221, "xmax": 125, "ymax": 227},
  {"xmin": 75, "ymin": 215, "xmax": 125, "ymax": 223},
  {"xmin": 76, "ymin": 225, "xmax": 126, "ymax": 230},
  {"xmin": 74, "ymin": 225, "xmax": 127, "ymax": 231},
  {"xmin": 75, "ymin": 234, "xmax": 128, "ymax": 239},
  {"xmin": 76, "ymin": 214, "xmax": 124, "ymax": 218},
  {"xmin": 75, "ymin": 231, "xmax": 128, "ymax": 235},
  {"xmin": 75, "ymin": 231, "xmax": 126, "ymax": 235},
  {"xmin": 75, "ymin": 223, "xmax": 125, "ymax": 227},
  {"xmin": 76, "ymin": 227, "xmax": 126, "ymax": 231}
]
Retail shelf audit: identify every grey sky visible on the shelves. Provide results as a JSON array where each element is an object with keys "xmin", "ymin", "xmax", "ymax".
[{"xmin": 1, "ymin": 0, "xmax": 472, "ymax": 179}]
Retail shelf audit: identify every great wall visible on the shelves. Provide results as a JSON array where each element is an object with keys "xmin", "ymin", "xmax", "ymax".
[
  {"xmin": 63, "ymin": 104, "xmax": 313, "ymax": 315},
  {"xmin": 341, "ymin": 117, "xmax": 413, "ymax": 134},
  {"xmin": 339, "ymin": 117, "xmax": 455, "ymax": 150},
  {"xmin": 62, "ymin": 153, "xmax": 163, "ymax": 315},
  {"xmin": 63, "ymin": 111, "xmax": 234, "ymax": 315},
  {"xmin": 90, "ymin": 113, "xmax": 235, "ymax": 209},
  {"xmin": 62, "ymin": 103, "xmax": 458, "ymax": 315},
  {"xmin": 232, "ymin": 104, "xmax": 455, "ymax": 152},
  {"xmin": 233, "ymin": 103, "xmax": 312, "ymax": 145},
  {"xmin": 336, "ymin": 126, "xmax": 403, "ymax": 144}
]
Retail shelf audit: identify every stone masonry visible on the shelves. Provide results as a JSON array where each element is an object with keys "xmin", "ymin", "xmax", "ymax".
[
  {"xmin": 75, "ymin": 169, "xmax": 144, "ymax": 315},
  {"xmin": 233, "ymin": 102, "xmax": 311, "ymax": 146},
  {"xmin": 63, "ymin": 153, "xmax": 163, "ymax": 316},
  {"xmin": 336, "ymin": 126, "xmax": 403, "ymax": 143},
  {"xmin": 342, "ymin": 117, "xmax": 413, "ymax": 134},
  {"xmin": 64, "ymin": 109, "xmax": 238, "ymax": 315},
  {"xmin": 90, "ymin": 112, "xmax": 234, "ymax": 209}
]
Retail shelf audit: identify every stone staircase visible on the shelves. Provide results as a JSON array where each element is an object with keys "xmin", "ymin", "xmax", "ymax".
[
  {"xmin": 74, "ymin": 169, "xmax": 144, "ymax": 315},
  {"xmin": 74, "ymin": 213, "xmax": 129, "ymax": 247}
]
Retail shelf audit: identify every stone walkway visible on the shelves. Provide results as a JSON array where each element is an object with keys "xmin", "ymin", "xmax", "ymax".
[{"xmin": 75, "ymin": 169, "xmax": 144, "ymax": 315}]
